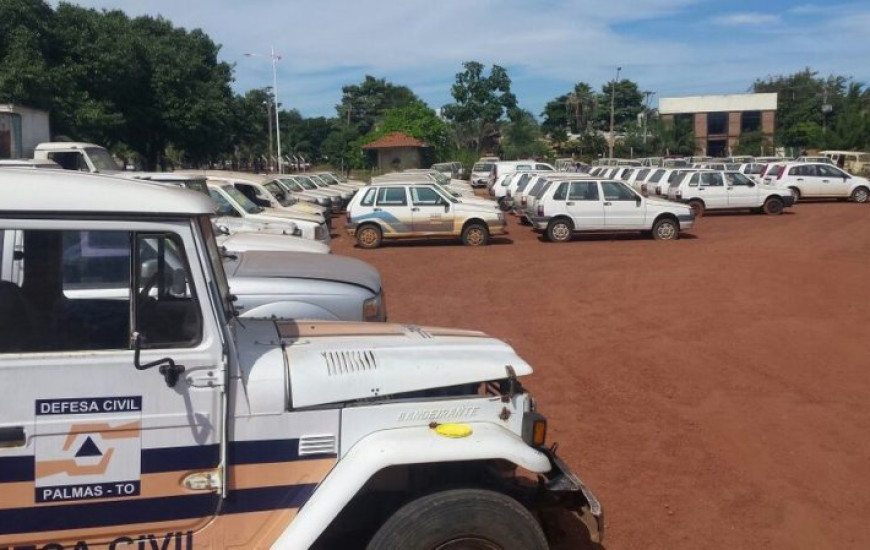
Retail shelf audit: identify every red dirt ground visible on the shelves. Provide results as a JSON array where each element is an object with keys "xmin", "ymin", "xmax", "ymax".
[{"xmin": 333, "ymin": 200, "xmax": 870, "ymax": 550}]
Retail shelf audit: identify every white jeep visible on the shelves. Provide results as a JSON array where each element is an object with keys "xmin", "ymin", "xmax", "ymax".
[{"xmin": 0, "ymin": 168, "xmax": 601, "ymax": 550}]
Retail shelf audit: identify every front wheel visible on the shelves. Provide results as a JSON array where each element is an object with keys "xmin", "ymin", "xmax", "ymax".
[
  {"xmin": 763, "ymin": 197, "xmax": 784, "ymax": 215},
  {"xmin": 651, "ymin": 218, "xmax": 679, "ymax": 240},
  {"xmin": 462, "ymin": 223, "xmax": 489, "ymax": 246},
  {"xmin": 851, "ymin": 186, "xmax": 870, "ymax": 203},
  {"xmin": 366, "ymin": 489, "xmax": 549, "ymax": 550}
]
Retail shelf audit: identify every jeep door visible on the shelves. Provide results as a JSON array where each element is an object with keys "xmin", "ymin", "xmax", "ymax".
[
  {"xmin": 565, "ymin": 181, "xmax": 605, "ymax": 229},
  {"xmin": 0, "ymin": 223, "xmax": 224, "ymax": 546},
  {"xmin": 410, "ymin": 186, "xmax": 455, "ymax": 234},
  {"xmin": 724, "ymin": 172, "xmax": 759, "ymax": 208},
  {"xmin": 601, "ymin": 181, "xmax": 645, "ymax": 229},
  {"xmin": 374, "ymin": 186, "xmax": 413, "ymax": 235}
]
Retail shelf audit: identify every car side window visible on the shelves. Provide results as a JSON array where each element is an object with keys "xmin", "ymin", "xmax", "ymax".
[
  {"xmin": 569, "ymin": 182, "xmax": 600, "ymax": 201},
  {"xmin": 411, "ymin": 187, "xmax": 443, "ymax": 206},
  {"xmin": 725, "ymin": 173, "xmax": 753, "ymax": 186},
  {"xmin": 360, "ymin": 187, "xmax": 377, "ymax": 206},
  {"xmin": 601, "ymin": 181, "xmax": 636, "ymax": 201},
  {"xmin": 687, "ymin": 173, "xmax": 700, "ymax": 186},
  {"xmin": 817, "ymin": 165, "xmax": 846, "ymax": 178},
  {"xmin": 535, "ymin": 164, "xmax": 552, "ymax": 171},
  {"xmin": 552, "ymin": 182, "xmax": 568, "ymax": 201},
  {"xmin": 0, "ymin": 229, "xmax": 201, "ymax": 354},
  {"xmin": 700, "ymin": 173, "xmax": 724, "ymax": 187},
  {"xmin": 376, "ymin": 187, "xmax": 408, "ymax": 206}
]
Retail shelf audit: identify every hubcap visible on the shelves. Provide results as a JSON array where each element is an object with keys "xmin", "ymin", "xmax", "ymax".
[
  {"xmin": 657, "ymin": 223, "xmax": 676, "ymax": 239},
  {"xmin": 359, "ymin": 229, "xmax": 377, "ymax": 246},
  {"xmin": 466, "ymin": 228, "xmax": 485, "ymax": 245},
  {"xmin": 856, "ymin": 189, "xmax": 869, "ymax": 202},
  {"xmin": 552, "ymin": 223, "xmax": 570, "ymax": 240}
]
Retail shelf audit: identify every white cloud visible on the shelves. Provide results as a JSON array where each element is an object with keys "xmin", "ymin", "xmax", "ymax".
[{"xmin": 711, "ymin": 12, "xmax": 782, "ymax": 26}]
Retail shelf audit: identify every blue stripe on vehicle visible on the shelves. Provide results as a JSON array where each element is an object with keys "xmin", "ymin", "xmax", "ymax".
[
  {"xmin": 0, "ymin": 484, "xmax": 318, "ymax": 536},
  {"xmin": 0, "ymin": 456, "xmax": 33, "ymax": 483},
  {"xmin": 1, "ymin": 440, "xmax": 334, "ymax": 483}
]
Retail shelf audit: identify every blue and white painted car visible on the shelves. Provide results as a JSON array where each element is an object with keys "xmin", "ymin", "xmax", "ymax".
[{"xmin": 345, "ymin": 182, "xmax": 507, "ymax": 248}]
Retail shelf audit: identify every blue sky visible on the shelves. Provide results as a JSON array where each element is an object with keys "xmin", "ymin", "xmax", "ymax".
[{"xmin": 49, "ymin": 0, "xmax": 870, "ymax": 119}]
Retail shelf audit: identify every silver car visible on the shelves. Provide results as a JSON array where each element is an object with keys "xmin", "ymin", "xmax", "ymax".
[{"xmin": 223, "ymin": 251, "xmax": 386, "ymax": 321}]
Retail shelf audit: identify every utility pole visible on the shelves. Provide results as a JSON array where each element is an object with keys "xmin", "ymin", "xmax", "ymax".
[
  {"xmin": 264, "ymin": 88, "xmax": 274, "ymax": 172},
  {"xmin": 642, "ymin": 90, "xmax": 654, "ymax": 145},
  {"xmin": 608, "ymin": 66, "xmax": 621, "ymax": 159},
  {"xmin": 245, "ymin": 47, "xmax": 284, "ymax": 173}
]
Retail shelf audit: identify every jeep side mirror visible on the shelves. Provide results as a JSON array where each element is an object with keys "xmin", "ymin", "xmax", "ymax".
[
  {"xmin": 444, "ymin": 203, "xmax": 450, "ymax": 213},
  {"xmin": 635, "ymin": 196, "xmax": 642, "ymax": 207}
]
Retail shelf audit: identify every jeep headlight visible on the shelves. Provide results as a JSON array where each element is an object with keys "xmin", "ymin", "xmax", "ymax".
[{"xmin": 363, "ymin": 292, "xmax": 386, "ymax": 321}]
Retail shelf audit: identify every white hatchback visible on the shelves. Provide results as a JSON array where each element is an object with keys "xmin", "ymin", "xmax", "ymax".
[
  {"xmin": 529, "ymin": 179, "xmax": 695, "ymax": 241},
  {"xmin": 767, "ymin": 162, "xmax": 870, "ymax": 203},
  {"xmin": 667, "ymin": 171, "xmax": 795, "ymax": 216}
]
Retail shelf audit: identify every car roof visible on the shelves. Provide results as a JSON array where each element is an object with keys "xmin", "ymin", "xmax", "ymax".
[
  {"xmin": 33, "ymin": 142, "xmax": 103, "ymax": 151},
  {"xmin": 0, "ymin": 169, "xmax": 215, "ymax": 215}
]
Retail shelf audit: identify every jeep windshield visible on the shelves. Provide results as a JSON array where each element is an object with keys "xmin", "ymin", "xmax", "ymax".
[
  {"xmin": 222, "ymin": 185, "xmax": 264, "ymax": 213},
  {"xmin": 433, "ymin": 184, "xmax": 460, "ymax": 203},
  {"xmin": 295, "ymin": 177, "xmax": 320, "ymax": 190},
  {"xmin": 86, "ymin": 147, "xmax": 122, "ymax": 172}
]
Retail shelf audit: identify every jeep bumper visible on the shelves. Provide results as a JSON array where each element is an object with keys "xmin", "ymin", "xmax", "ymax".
[
  {"xmin": 539, "ymin": 447, "xmax": 604, "ymax": 544},
  {"xmin": 677, "ymin": 213, "xmax": 695, "ymax": 230}
]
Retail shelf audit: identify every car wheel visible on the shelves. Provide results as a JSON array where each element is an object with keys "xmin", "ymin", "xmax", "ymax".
[
  {"xmin": 789, "ymin": 187, "xmax": 801, "ymax": 202},
  {"xmin": 652, "ymin": 217, "xmax": 679, "ymax": 240},
  {"xmin": 546, "ymin": 219, "xmax": 573, "ymax": 242},
  {"xmin": 688, "ymin": 199, "xmax": 705, "ymax": 218},
  {"xmin": 461, "ymin": 223, "xmax": 489, "ymax": 246},
  {"xmin": 366, "ymin": 489, "xmax": 549, "ymax": 550},
  {"xmin": 356, "ymin": 224, "xmax": 383, "ymax": 249},
  {"xmin": 850, "ymin": 186, "xmax": 870, "ymax": 203},
  {"xmin": 762, "ymin": 197, "xmax": 784, "ymax": 215}
]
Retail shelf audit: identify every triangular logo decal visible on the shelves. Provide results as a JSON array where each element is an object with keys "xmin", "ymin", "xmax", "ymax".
[{"xmin": 75, "ymin": 436, "xmax": 103, "ymax": 458}]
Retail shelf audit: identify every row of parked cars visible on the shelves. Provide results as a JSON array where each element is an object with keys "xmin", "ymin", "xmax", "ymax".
[{"xmin": 0, "ymin": 166, "xmax": 601, "ymax": 548}]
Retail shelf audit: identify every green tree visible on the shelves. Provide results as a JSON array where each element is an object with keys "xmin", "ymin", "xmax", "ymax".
[
  {"xmin": 501, "ymin": 109, "xmax": 546, "ymax": 159},
  {"xmin": 596, "ymin": 79, "xmax": 643, "ymax": 132},
  {"xmin": 336, "ymin": 75, "xmax": 418, "ymax": 136},
  {"xmin": 441, "ymin": 61, "xmax": 518, "ymax": 152},
  {"xmin": 541, "ymin": 82, "xmax": 596, "ymax": 135}
]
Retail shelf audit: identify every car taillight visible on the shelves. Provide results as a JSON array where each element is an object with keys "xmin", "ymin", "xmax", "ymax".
[
  {"xmin": 521, "ymin": 196, "xmax": 527, "ymax": 206},
  {"xmin": 537, "ymin": 204, "xmax": 543, "ymax": 216}
]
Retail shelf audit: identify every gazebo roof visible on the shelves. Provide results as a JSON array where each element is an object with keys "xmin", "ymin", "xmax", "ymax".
[{"xmin": 362, "ymin": 131, "xmax": 428, "ymax": 150}]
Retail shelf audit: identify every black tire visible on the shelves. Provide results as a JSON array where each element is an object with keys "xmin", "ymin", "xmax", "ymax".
[
  {"xmin": 366, "ymin": 488, "xmax": 549, "ymax": 550},
  {"xmin": 651, "ymin": 217, "xmax": 679, "ymax": 240},
  {"xmin": 688, "ymin": 199, "xmax": 705, "ymax": 218},
  {"xmin": 462, "ymin": 222, "xmax": 489, "ymax": 246},
  {"xmin": 356, "ymin": 224, "xmax": 382, "ymax": 249},
  {"xmin": 789, "ymin": 187, "xmax": 801, "ymax": 202},
  {"xmin": 762, "ymin": 197, "xmax": 784, "ymax": 215},
  {"xmin": 546, "ymin": 218, "xmax": 573, "ymax": 242},
  {"xmin": 850, "ymin": 186, "xmax": 870, "ymax": 203}
]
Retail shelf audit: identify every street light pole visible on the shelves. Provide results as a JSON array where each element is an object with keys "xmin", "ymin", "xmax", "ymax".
[
  {"xmin": 608, "ymin": 66, "xmax": 621, "ymax": 159},
  {"xmin": 246, "ymin": 47, "xmax": 283, "ymax": 174}
]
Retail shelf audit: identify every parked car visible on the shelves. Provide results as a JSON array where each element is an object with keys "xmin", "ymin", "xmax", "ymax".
[
  {"xmin": 346, "ymin": 182, "xmax": 507, "ymax": 248},
  {"xmin": 207, "ymin": 183, "xmax": 330, "ymax": 243},
  {"xmin": 528, "ymin": 179, "xmax": 695, "ymax": 241},
  {"xmin": 470, "ymin": 161, "xmax": 496, "ymax": 188},
  {"xmin": 818, "ymin": 150, "xmax": 870, "ymax": 176},
  {"xmin": 667, "ymin": 170, "xmax": 795, "ymax": 216},
  {"xmin": 224, "ymin": 250, "xmax": 386, "ymax": 321},
  {"xmin": 287, "ymin": 174, "xmax": 349, "ymax": 210},
  {"xmin": 272, "ymin": 176, "xmax": 337, "ymax": 211},
  {"xmin": 767, "ymin": 162, "xmax": 870, "ymax": 203}
]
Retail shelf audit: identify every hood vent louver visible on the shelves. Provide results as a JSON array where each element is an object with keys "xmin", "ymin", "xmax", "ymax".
[
  {"xmin": 299, "ymin": 434, "xmax": 337, "ymax": 457},
  {"xmin": 322, "ymin": 350, "xmax": 378, "ymax": 376}
]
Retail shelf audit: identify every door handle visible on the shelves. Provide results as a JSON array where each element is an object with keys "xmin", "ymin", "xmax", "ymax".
[
  {"xmin": 604, "ymin": 201, "xmax": 612, "ymax": 206},
  {"xmin": 0, "ymin": 426, "xmax": 26, "ymax": 448},
  {"xmin": 411, "ymin": 207, "xmax": 420, "ymax": 212},
  {"xmin": 796, "ymin": 178, "xmax": 804, "ymax": 181},
  {"xmin": 373, "ymin": 207, "xmax": 382, "ymax": 212},
  {"xmin": 822, "ymin": 180, "xmax": 829, "ymax": 183},
  {"xmin": 566, "ymin": 201, "xmax": 575, "ymax": 206}
]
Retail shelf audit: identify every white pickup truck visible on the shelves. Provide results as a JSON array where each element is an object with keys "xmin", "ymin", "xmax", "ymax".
[{"xmin": 0, "ymin": 168, "xmax": 602, "ymax": 550}]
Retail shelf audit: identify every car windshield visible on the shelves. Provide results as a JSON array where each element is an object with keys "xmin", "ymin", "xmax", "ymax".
[
  {"xmin": 430, "ymin": 172, "xmax": 449, "ymax": 184},
  {"xmin": 86, "ymin": 147, "xmax": 122, "ymax": 171},
  {"xmin": 264, "ymin": 181, "xmax": 294, "ymax": 207},
  {"xmin": 277, "ymin": 178, "xmax": 302, "ymax": 192},
  {"xmin": 434, "ymin": 184, "xmax": 460, "ymax": 203},
  {"xmin": 294, "ymin": 177, "xmax": 319, "ymax": 191},
  {"xmin": 315, "ymin": 174, "xmax": 339, "ymax": 185},
  {"xmin": 472, "ymin": 163, "xmax": 494, "ymax": 172},
  {"xmin": 222, "ymin": 185, "xmax": 263, "ymax": 214},
  {"xmin": 309, "ymin": 175, "xmax": 330, "ymax": 186}
]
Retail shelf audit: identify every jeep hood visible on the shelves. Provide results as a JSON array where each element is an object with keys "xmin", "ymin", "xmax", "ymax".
[
  {"xmin": 234, "ymin": 321, "xmax": 532, "ymax": 409},
  {"xmin": 217, "ymin": 232, "xmax": 331, "ymax": 254},
  {"xmin": 223, "ymin": 251, "xmax": 380, "ymax": 292}
]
